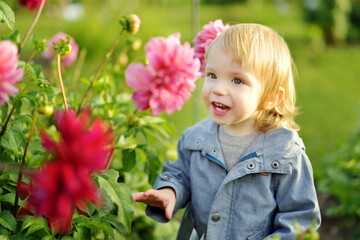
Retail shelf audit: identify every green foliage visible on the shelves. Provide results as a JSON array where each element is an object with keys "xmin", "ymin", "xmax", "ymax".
[
  {"xmin": 320, "ymin": 132, "xmax": 360, "ymax": 223},
  {"xmin": 0, "ymin": 2, "xmax": 177, "ymax": 239},
  {"xmin": 0, "ymin": 1, "xmax": 15, "ymax": 30},
  {"xmin": 266, "ymin": 219, "xmax": 319, "ymax": 240},
  {"xmin": 302, "ymin": 0, "xmax": 360, "ymax": 44}
]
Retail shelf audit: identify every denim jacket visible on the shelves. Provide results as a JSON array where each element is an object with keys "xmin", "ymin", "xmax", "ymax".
[{"xmin": 146, "ymin": 117, "xmax": 321, "ymax": 240}]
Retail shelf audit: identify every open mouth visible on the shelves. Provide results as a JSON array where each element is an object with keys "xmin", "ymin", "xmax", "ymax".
[{"xmin": 212, "ymin": 102, "xmax": 230, "ymax": 112}]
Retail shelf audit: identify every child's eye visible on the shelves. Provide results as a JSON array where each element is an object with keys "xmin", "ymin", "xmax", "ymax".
[
  {"xmin": 207, "ymin": 73, "xmax": 217, "ymax": 79},
  {"xmin": 232, "ymin": 78, "xmax": 244, "ymax": 85}
]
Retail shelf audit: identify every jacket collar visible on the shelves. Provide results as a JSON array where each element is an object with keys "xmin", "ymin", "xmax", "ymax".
[{"xmin": 182, "ymin": 117, "xmax": 305, "ymax": 166}]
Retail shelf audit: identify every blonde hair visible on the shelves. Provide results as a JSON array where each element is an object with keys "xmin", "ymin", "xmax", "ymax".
[{"xmin": 205, "ymin": 23, "xmax": 299, "ymax": 132}]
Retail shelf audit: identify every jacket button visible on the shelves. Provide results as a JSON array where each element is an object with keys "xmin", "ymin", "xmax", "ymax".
[
  {"xmin": 272, "ymin": 161, "xmax": 280, "ymax": 169},
  {"xmin": 161, "ymin": 175, "xmax": 170, "ymax": 181},
  {"xmin": 247, "ymin": 162, "xmax": 255, "ymax": 170},
  {"xmin": 212, "ymin": 214, "xmax": 220, "ymax": 222}
]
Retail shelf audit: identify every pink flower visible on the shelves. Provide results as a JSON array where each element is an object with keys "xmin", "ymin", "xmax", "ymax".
[
  {"xmin": 22, "ymin": 109, "xmax": 114, "ymax": 234},
  {"xmin": 43, "ymin": 32, "xmax": 79, "ymax": 67},
  {"xmin": 193, "ymin": 19, "xmax": 230, "ymax": 76},
  {"xmin": 18, "ymin": 0, "xmax": 45, "ymax": 10},
  {"xmin": 126, "ymin": 33, "xmax": 201, "ymax": 116},
  {"xmin": 0, "ymin": 40, "xmax": 24, "ymax": 105}
]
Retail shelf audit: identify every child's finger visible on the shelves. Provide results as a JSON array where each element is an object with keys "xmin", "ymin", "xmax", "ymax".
[
  {"xmin": 132, "ymin": 192, "xmax": 146, "ymax": 202},
  {"xmin": 165, "ymin": 199, "xmax": 175, "ymax": 220},
  {"xmin": 143, "ymin": 189, "xmax": 159, "ymax": 199}
]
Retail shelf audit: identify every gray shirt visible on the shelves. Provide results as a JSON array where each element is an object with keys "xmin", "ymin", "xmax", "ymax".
[{"xmin": 218, "ymin": 126, "xmax": 261, "ymax": 170}]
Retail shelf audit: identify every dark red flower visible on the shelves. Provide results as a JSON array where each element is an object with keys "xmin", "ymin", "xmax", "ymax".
[
  {"xmin": 40, "ymin": 109, "xmax": 114, "ymax": 171},
  {"xmin": 18, "ymin": 0, "xmax": 45, "ymax": 10},
  {"xmin": 22, "ymin": 109, "xmax": 114, "ymax": 234}
]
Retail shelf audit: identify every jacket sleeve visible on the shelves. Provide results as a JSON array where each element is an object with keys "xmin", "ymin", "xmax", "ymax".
[
  {"xmin": 266, "ymin": 152, "xmax": 321, "ymax": 239},
  {"xmin": 146, "ymin": 136, "xmax": 191, "ymax": 223}
]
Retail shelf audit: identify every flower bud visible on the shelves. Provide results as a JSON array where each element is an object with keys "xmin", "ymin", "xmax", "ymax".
[
  {"xmin": 130, "ymin": 38, "xmax": 142, "ymax": 51},
  {"xmin": 122, "ymin": 14, "xmax": 141, "ymax": 34},
  {"xmin": 61, "ymin": 44, "xmax": 72, "ymax": 57},
  {"xmin": 117, "ymin": 51, "xmax": 129, "ymax": 67},
  {"xmin": 37, "ymin": 106, "xmax": 54, "ymax": 115}
]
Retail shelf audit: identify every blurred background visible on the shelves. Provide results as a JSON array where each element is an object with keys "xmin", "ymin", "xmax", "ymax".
[{"xmin": 1, "ymin": 0, "xmax": 360, "ymax": 239}]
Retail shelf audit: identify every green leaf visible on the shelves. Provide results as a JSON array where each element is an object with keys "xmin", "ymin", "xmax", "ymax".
[
  {"xmin": 60, "ymin": 236, "xmax": 75, "ymax": 240},
  {"xmin": 0, "ymin": 236, "xmax": 9, "ymax": 240},
  {"xmin": 121, "ymin": 149, "xmax": 136, "ymax": 172},
  {"xmin": 0, "ymin": 193, "xmax": 16, "ymax": 205},
  {"xmin": 96, "ymin": 169, "xmax": 134, "ymax": 233},
  {"xmin": 143, "ymin": 148, "xmax": 161, "ymax": 185},
  {"xmin": 75, "ymin": 226, "xmax": 91, "ymax": 240},
  {"xmin": 0, "ymin": 1, "xmax": 15, "ymax": 30},
  {"xmin": 1, "ymin": 127, "xmax": 27, "ymax": 154},
  {"xmin": 10, "ymin": 236, "xmax": 28, "ymax": 240},
  {"xmin": 102, "ymin": 215, "xmax": 127, "ymax": 235},
  {"xmin": 115, "ymin": 135, "xmax": 137, "ymax": 150},
  {"xmin": 77, "ymin": 219, "xmax": 114, "ymax": 239},
  {"xmin": 21, "ymin": 216, "xmax": 49, "ymax": 236},
  {"xmin": 0, "ymin": 210, "xmax": 16, "ymax": 232},
  {"xmin": 142, "ymin": 116, "xmax": 166, "ymax": 124},
  {"xmin": 41, "ymin": 236, "xmax": 55, "ymax": 240},
  {"xmin": 9, "ymin": 127, "xmax": 27, "ymax": 152}
]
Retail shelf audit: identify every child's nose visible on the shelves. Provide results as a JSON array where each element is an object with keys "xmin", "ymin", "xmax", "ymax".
[{"xmin": 212, "ymin": 81, "xmax": 227, "ymax": 96}]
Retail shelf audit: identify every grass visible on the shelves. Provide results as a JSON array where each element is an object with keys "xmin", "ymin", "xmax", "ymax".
[{"xmin": 2, "ymin": 0, "xmax": 359, "ymax": 175}]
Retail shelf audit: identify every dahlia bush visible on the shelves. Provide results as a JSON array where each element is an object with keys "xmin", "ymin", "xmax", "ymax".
[{"xmin": 0, "ymin": 0, "xmax": 200, "ymax": 238}]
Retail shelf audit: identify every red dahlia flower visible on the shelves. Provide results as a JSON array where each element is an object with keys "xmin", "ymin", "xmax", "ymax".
[
  {"xmin": 23, "ymin": 109, "xmax": 114, "ymax": 234},
  {"xmin": 18, "ymin": 0, "xmax": 45, "ymax": 10},
  {"xmin": 41, "ymin": 109, "xmax": 114, "ymax": 171}
]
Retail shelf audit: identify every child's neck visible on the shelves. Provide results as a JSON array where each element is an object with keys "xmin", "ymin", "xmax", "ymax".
[{"xmin": 222, "ymin": 124, "xmax": 258, "ymax": 136}]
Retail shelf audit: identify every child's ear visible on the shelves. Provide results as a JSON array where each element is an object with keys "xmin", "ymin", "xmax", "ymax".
[{"xmin": 263, "ymin": 87, "xmax": 285, "ymax": 110}]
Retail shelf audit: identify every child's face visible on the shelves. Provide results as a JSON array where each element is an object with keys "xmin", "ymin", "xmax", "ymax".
[{"xmin": 202, "ymin": 43, "xmax": 262, "ymax": 135}]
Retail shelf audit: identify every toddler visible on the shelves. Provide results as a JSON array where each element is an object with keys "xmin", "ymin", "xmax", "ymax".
[{"xmin": 132, "ymin": 23, "xmax": 321, "ymax": 240}]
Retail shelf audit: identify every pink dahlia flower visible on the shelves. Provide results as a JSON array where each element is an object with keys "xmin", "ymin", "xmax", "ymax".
[
  {"xmin": 43, "ymin": 32, "xmax": 79, "ymax": 67},
  {"xmin": 0, "ymin": 40, "xmax": 24, "ymax": 105},
  {"xmin": 22, "ymin": 109, "xmax": 114, "ymax": 234},
  {"xmin": 193, "ymin": 19, "xmax": 230, "ymax": 76},
  {"xmin": 126, "ymin": 33, "xmax": 201, "ymax": 116},
  {"xmin": 18, "ymin": 0, "xmax": 45, "ymax": 10}
]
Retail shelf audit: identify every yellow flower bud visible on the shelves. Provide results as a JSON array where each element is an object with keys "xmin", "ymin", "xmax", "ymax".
[
  {"xmin": 37, "ymin": 106, "xmax": 54, "ymax": 116},
  {"xmin": 127, "ymin": 14, "xmax": 141, "ymax": 34},
  {"xmin": 131, "ymin": 38, "xmax": 142, "ymax": 51},
  {"xmin": 61, "ymin": 44, "xmax": 72, "ymax": 57}
]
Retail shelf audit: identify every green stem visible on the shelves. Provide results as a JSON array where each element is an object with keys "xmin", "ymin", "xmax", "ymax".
[
  {"xmin": 0, "ymin": 101, "xmax": 17, "ymax": 139},
  {"xmin": 27, "ymin": 50, "xmax": 37, "ymax": 63},
  {"xmin": 77, "ymin": 30, "xmax": 124, "ymax": 114},
  {"xmin": 72, "ymin": 48, "xmax": 87, "ymax": 82},
  {"xmin": 14, "ymin": 111, "xmax": 38, "ymax": 217},
  {"xmin": 18, "ymin": 0, "xmax": 46, "ymax": 55},
  {"xmin": 0, "ymin": 82, "xmax": 32, "ymax": 162},
  {"xmin": 57, "ymin": 54, "xmax": 68, "ymax": 111}
]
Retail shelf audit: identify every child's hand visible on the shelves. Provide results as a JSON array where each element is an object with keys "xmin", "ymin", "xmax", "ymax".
[{"xmin": 132, "ymin": 187, "xmax": 176, "ymax": 220}]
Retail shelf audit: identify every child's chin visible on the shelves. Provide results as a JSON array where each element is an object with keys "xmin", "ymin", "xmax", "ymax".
[{"xmin": 210, "ymin": 116, "xmax": 228, "ymax": 126}]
